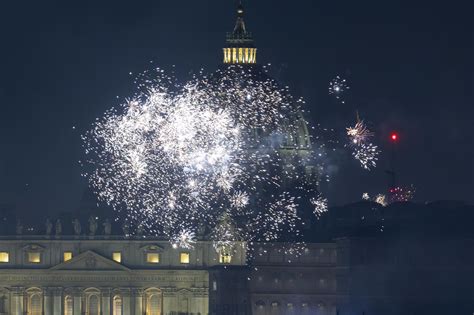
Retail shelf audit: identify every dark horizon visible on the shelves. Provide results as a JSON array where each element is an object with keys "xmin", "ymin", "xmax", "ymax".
[{"xmin": 0, "ymin": 0, "xmax": 472, "ymax": 218}]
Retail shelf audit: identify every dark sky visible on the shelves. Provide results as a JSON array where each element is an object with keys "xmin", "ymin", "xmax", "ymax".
[{"xmin": 0, "ymin": 1, "xmax": 472, "ymax": 217}]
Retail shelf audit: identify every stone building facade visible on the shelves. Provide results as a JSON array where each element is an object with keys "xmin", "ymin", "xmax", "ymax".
[
  {"xmin": 0, "ymin": 237, "xmax": 247, "ymax": 315},
  {"xmin": 0, "ymin": 236, "xmax": 341, "ymax": 315},
  {"xmin": 0, "ymin": 236, "xmax": 342, "ymax": 315}
]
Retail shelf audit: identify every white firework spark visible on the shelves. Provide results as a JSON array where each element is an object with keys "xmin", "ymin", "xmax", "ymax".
[
  {"xmin": 171, "ymin": 229, "xmax": 197, "ymax": 249},
  {"xmin": 353, "ymin": 142, "xmax": 379, "ymax": 170},
  {"xmin": 329, "ymin": 75, "xmax": 349, "ymax": 104},
  {"xmin": 374, "ymin": 194, "xmax": 387, "ymax": 206},
  {"xmin": 230, "ymin": 190, "xmax": 249, "ymax": 209},
  {"xmin": 310, "ymin": 194, "xmax": 328, "ymax": 218}
]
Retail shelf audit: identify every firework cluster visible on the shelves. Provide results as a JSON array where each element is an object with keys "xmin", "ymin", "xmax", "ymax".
[
  {"xmin": 364, "ymin": 185, "xmax": 416, "ymax": 206},
  {"xmin": 84, "ymin": 65, "xmax": 321, "ymax": 254},
  {"xmin": 328, "ymin": 75, "xmax": 380, "ymax": 171},
  {"xmin": 389, "ymin": 186, "xmax": 416, "ymax": 203},
  {"xmin": 328, "ymin": 75, "xmax": 349, "ymax": 104}
]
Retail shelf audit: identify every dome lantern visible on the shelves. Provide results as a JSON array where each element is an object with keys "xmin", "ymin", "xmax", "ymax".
[{"xmin": 223, "ymin": 1, "xmax": 257, "ymax": 64}]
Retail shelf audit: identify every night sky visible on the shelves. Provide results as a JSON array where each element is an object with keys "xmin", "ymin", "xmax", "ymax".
[{"xmin": 0, "ymin": 1, "xmax": 471, "ymax": 218}]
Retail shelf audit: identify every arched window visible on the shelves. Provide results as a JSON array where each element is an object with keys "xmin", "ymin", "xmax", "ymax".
[
  {"xmin": 270, "ymin": 301, "xmax": 280, "ymax": 315},
  {"xmin": 145, "ymin": 289, "xmax": 162, "ymax": 315},
  {"xmin": 30, "ymin": 294, "xmax": 42, "ymax": 315},
  {"xmin": 84, "ymin": 288, "xmax": 101, "ymax": 315},
  {"xmin": 179, "ymin": 297, "xmax": 188, "ymax": 314},
  {"xmin": 301, "ymin": 302, "xmax": 310, "ymax": 315},
  {"xmin": 87, "ymin": 295, "xmax": 100, "ymax": 315},
  {"xmin": 64, "ymin": 296, "xmax": 73, "ymax": 315},
  {"xmin": 113, "ymin": 296, "xmax": 123, "ymax": 315}
]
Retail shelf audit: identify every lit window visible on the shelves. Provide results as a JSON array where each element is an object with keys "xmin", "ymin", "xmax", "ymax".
[
  {"xmin": 113, "ymin": 295, "xmax": 122, "ymax": 315},
  {"xmin": 64, "ymin": 296, "xmax": 73, "ymax": 315},
  {"xmin": 146, "ymin": 253, "xmax": 160, "ymax": 264},
  {"xmin": 29, "ymin": 293, "xmax": 43, "ymax": 315},
  {"xmin": 180, "ymin": 252, "xmax": 190, "ymax": 264},
  {"xmin": 0, "ymin": 252, "xmax": 9, "ymax": 263},
  {"xmin": 63, "ymin": 252, "xmax": 73, "ymax": 262},
  {"xmin": 112, "ymin": 252, "xmax": 122, "ymax": 263},
  {"xmin": 219, "ymin": 252, "xmax": 232, "ymax": 264},
  {"xmin": 28, "ymin": 252, "xmax": 41, "ymax": 263}
]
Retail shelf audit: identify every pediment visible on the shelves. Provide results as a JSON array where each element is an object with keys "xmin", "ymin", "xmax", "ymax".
[
  {"xmin": 140, "ymin": 244, "xmax": 164, "ymax": 252},
  {"xmin": 50, "ymin": 250, "xmax": 131, "ymax": 272},
  {"xmin": 22, "ymin": 244, "xmax": 45, "ymax": 252}
]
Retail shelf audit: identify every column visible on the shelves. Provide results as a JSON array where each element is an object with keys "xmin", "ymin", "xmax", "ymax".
[
  {"xmin": 161, "ymin": 290, "xmax": 174, "ymax": 315},
  {"xmin": 132, "ymin": 289, "xmax": 143, "ymax": 315},
  {"xmin": 52, "ymin": 288, "xmax": 62, "ymax": 315},
  {"xmin": 73, "ymin": 291, "xmax": 81, "ymax": 315},
  {"xmin": 101, "ymin": 289, "xmax": 110, "ymax": 315},
  {"xmin": 122, "ymin": 290, "xmax": 131, "ymax": 315},
  {"xmin": 44, "ymin": 289, "xmax": 53, "ymax": 315},
  {"xmin": 12, "ymin": 288, "xmax": 24, "ymax": 315}
]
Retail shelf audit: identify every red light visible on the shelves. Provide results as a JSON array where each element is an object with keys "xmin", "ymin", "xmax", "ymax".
[{"xmin": 390, "ymin": 133, "xmax": 398, "ymax": 141}]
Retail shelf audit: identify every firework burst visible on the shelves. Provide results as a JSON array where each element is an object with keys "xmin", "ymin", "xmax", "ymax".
[
  {"xmin": 83, "ymin": 65, "xmax": 323, "ymax": 255},
  {"xmin": 389, "ymin": 185, "xmax": 416, "ymax": 203},
  {"xmin": 346, "ymin": 119, "xmax": 374, "ymax": 146},
  {"xmin": 329, "ymin": 75, "xmax": 349, "ymax": 104},
  {"xmin": 346, "ymin": 115, "xmax": 379, "ymax": 170},
  {"xmin": 310, "ymin": 194, "xmax": 328, "ymax": 218},
  {"xmin": 171, "ymin": 229, "xmax": 197, "ymax": 249}
]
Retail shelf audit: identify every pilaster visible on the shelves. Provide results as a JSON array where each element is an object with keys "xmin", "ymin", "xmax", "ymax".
[
  {"xmin": 122, "ymin": 289, "xmax": 131, "ymax": 315},
  {"xmin": 52, "ymin": 287, "xmax": 63, "ymax": 315},
  {"xmin": 101, "ymin": 288, "xmax": 111, "ymax": 315},
  {"xmin": 44, "ymin": 288, "xmax": 53, "ymax": 315},
  {"xmin": 11, "ymin": 288, "xmax": 24, "ymax": 315},
  {"xmin": 73, "ymin": 289, "xmax": 82, "ymax": 315},
  {"xmin": 161, "ymin": 288, "xmax": 175, "ymax": 315},
  {"xmin": 132, "ymin": 289, "xmax": 143, "ymax": 315}
]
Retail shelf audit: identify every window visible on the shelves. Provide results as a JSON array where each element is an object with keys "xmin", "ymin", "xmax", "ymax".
[
  {"xmin": 0, "ymin": 252, "xmax": 9, "ymax": 263},
  {"xmin": 113, "ymin": 296, "xmax": 122, "ymax": 315},
  {"xmin": 145, "ymin": 289, "xmax": 162, "ymax": 315},
  {"xmin": 64, "ymin": 296, "xmax": 73, "ymax": 315},
  {"xmin": 88, "ymin": 295, "xmax": 100, "ymax": 315},
  {"xmin": 147, "ymin": 294, "xmax": 161, "ymax": 315},
  {"xmin": 146, "ymin": 253, "xmax": 160, "ymax": 264},
  {"xmin": 219, "ymin": 252, "xmax": 232, "ymax": 264},
  {"xmin": 29, "ymin": 293, "xmax": 43, "ymax": 315},
  {"xmin": 63, "ymin": 252, "xmax": 73, "ymax": 262},
  {"xmin": 112, "ymin": 252, "xmax": 122, "ymax": 263},
  {"xmin": 180, "ymin": 252, "xmax": 190, "ymax": 264},
  {"xmin": 28, "ymin": 252, "xmax": 41, "ymax": 263}
]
